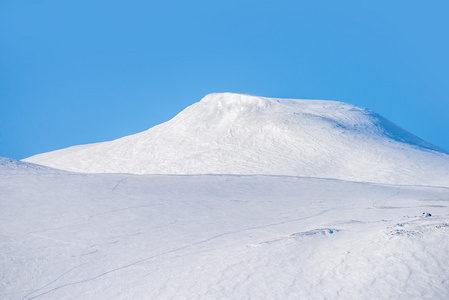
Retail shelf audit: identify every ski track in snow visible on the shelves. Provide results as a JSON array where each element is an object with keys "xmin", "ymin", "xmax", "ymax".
[{"xmin": 22, "ymin": 207, "xmax": 338, "ymax": 299}]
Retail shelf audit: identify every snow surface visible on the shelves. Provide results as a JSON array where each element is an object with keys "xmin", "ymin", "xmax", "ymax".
[
  {"xmin": 1, "ymin": 163, "xmax": 449, "ymax": 299},
  {"xmin": 0, "ymin": 157, "xmax": 56, "ymax": 173},
  {"xmin": 4, "ymin": 93, "xmax": 449, "ymax": 298},
  {"xmin": 23, "ymin": 93, "xmax": 449, "ymax": 187}
]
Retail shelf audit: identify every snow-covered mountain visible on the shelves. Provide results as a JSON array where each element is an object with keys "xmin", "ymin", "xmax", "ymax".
[
  {"xmin": 4, "ymin": 94, "xmax": 449, "ymax": 299},
  {"xmin": 23, "ymin": 93, "xmax": 449, "ymax": 186}
]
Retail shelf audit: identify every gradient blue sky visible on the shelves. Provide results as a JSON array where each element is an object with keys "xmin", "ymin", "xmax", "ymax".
[{"xmin": 1, "ymin": 0, "xmax": 448, "ymax": 160}]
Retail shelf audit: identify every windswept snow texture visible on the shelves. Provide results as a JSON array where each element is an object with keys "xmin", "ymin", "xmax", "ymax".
[
  {"xmin": 0, "ymin": 157, "xmax": 59, "ymax": 173},
  {"xmin": 1, "ymin": 167, "xmax": 449, "ymax": 299},
  {"xmin": 23, "ymin": 93, "xmax": 449, "ymax": 186}
]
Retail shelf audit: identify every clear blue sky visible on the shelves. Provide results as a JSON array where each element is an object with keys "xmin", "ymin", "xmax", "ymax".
[{"xmin": 1, "ymin": 0, "xmax": 448, "ymax": 160}]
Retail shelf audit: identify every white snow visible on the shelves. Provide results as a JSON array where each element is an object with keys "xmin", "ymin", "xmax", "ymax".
[
  {"xmin": 1, "ymin": 163, "xmax": 449, "ymax": 299},
  {"xmin": 23, "ymin": 93, "xmax": 449, "ymax": 186},
  {"xmin": 3, "ymin": 93, "xmax": 449, "ymax": 298}
]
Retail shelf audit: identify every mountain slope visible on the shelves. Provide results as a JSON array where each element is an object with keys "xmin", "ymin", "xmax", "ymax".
[
  {"xmin": 23, "ymin": 93, "xmax": 449, "ymax": 186},
  {"xmin": 2, "ymin": 169, "xmax": 449, "ymax": 299},
  {"xmin": 0, "ymin": 156, "xmax": 60, "ymax": 173}
]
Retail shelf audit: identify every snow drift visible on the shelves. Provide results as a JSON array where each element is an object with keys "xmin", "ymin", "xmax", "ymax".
[{"xmin": 23, "ymin": 93, "xmax": 449, "ymax": 186}]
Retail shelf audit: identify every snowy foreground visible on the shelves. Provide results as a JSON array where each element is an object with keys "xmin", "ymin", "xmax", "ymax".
[{"xmin": 2, "ymin": 163, "xmax": 449, "ymax": 299}]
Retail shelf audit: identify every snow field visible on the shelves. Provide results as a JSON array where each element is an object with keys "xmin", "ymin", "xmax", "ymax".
[{"xmin": 1, "ymin": 167, "xmax": 449, "ymax": 299}]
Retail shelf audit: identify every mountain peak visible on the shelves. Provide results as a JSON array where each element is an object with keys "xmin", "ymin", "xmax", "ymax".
[
  {"xmin": 23, "ymin": 93, "xmax": 449, "ymax": 186},
  {"xmin": 201, "ymin": 92, "xmax": 269, "ymax": 103}
]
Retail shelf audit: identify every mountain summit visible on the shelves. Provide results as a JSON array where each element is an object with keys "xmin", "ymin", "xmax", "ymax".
[{"xmin": 23, "ymin": 93, "xmax": 449, "ymax": 186}]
